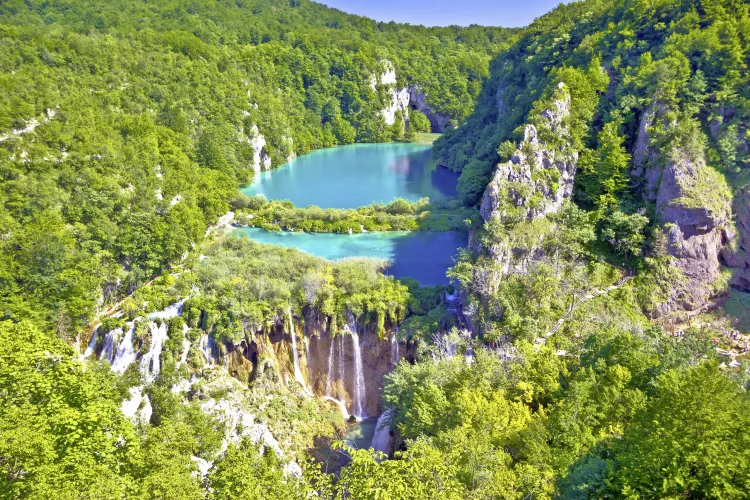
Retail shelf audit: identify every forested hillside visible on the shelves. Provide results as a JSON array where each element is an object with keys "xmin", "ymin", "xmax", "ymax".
[
  {"xmin": 436, "ymin": 0, "xmax": 750, "ymax": 321},
  {"xmin": 2, "ymin": 0, "xmax": 750, "ymax": 498},
  {"xmin": 0, "ymin": 0, "xmax": 512, "ymax": 334}
]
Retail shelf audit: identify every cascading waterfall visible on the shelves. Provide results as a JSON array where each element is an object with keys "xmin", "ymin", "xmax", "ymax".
[
  {"xmin": 323, "ymin": 396, "xmax": 351, "ymax": 420},
  {"xmin": 82, "ymin": 330, "xmax": 98, "ymax": 359},
  {"xmin": 371, "ymin": 409, "xmax": 394, "ymax": 458},
  {"xmin": 390, "ymin": 334, "xmax": 399, "ymax": 367},
  {"xmin": 100, "ymin": 328, "xmax": 122, "ymax": 364},
  {"xmin": 111, "ymin": 323, "xmax": 137, "ymax": 374},
  {"xmin": 337, "ymin": 334, "xmax": 345, "ymax": 397},
  {"xmin": 325, "ymin": 337, "xmax": 335, "ymax": 396},
  {"xmin": 288, "ymin": 308, "xmax": 308, "ymax": 391},
  {"xmin": 140, "ymin": 321, "xmax": 168, "ymax": 382},
  {"xmin": 139, "ymin": 301, "xmax": 185, "ymax": 381},
  {"xmin": 112, "ymin": 322, "xmax": 138, "ymax": 373},
  {"xmin": 177, "ymin": 334, "xmax": 191, "ymax": 369},
  {"xmin": 351, "ymin": 331, "xmax": 366, "ymax": 420},
  {"xmin": 199, "ymin": 334, "xmax": 220, "ymax": 366}
]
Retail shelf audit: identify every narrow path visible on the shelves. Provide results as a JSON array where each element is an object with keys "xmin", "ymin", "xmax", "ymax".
[{"xmin": 535, "ymin": 275, "xmax": 633, "ymax": 348}]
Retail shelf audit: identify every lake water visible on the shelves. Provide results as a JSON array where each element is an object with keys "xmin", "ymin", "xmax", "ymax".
[
  {"xmin": 237, "ymin": 143, "xmax": 466, "ymax": 285},
  {"xmin": 242, "ymin": 143, "xmax": 459, "ymax": 208},
  {"xmin": 238, "ymin": 228, "xmax": 466, "ymax": 286}
]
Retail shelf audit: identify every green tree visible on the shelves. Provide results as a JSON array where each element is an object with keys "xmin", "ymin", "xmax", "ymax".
[{"xmin": 612, "ymin": 362, "xmax": 750, "ymax": 498}]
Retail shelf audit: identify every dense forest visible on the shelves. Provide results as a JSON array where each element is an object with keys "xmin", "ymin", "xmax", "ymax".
[
  {"xmin": 2, "ymin": 0, "xmax": 750, "ymax": 498},
  {"xmin": 0, "ymin": 0, "xmax": 513, "ymax": 334}
]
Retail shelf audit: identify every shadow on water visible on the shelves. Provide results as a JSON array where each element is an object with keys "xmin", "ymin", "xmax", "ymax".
[
  {"xmin": 237, "ymin": 229, "xmax": 467, "ymax": 287},
  {"xmin": 383, "ymin": 231, "xmax": 467, "ymax": 286},
  {"xmin": 402, "ymin": 148, "xmax": 459, "ymax": 201}
]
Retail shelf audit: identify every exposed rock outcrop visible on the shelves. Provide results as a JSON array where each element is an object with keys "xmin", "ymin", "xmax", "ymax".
[
  {"xmin": 630, "ymin": 103, "xmax": 668, "ymax": 201},
  {"xmin": 650, "ymin": 153, "xmax": 732, "ymax": 318},
  {"xmin": 407, "ymin": 86, "xmax": 450, "ymax": 132},
  {"xmin": 372, "ymin": 60, "xmax": 450, "ymax": 132},
  {"xmin": 480, "ymin": 83, "xmax": 577, "ymax": 224},
  {"xmin": 722, "ymin": 185, "xmax": 750, "ymax": 291},
  {"xmin": 248, "ymin": 124, "xmax": 272, "ymax": 174},
  {"xmin": 630, "ymin": 99, "xmax": 735, "ymax": 317}
]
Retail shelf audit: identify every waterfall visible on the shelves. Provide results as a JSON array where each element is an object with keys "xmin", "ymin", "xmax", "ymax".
[
  {"xmin": 288, "ymin": 308, "xmax": 308, "ymax": 392},
  {"xmin": 111, "ymin": 323, "xmax": 137, "ymax": 374},
  {"xmin": 337, "ymin": 334, "xmax": 345, "ymax": 398},
  {"xmin": 323, "ymin": 396, "xmax": 351, "ymax": 421},
  {"xmin": 139, "ymin": 299, "xmax": 185, "ymax": 381},
  {"xmin": 371, "ymin": 409, "xmax": 394, "ymax": 458},
  {"xmin": 176, "ymin": 334, "xmax": 191, "ymax": 369},
  {"xmin": 100, "ymin": 328, "xmax": 122, "ymax": 364},
  {"xmin": 351, "ymin": 331, "xmax": 366, "ymax": 420},
  {"xmin": 140, "ymin": 320, "xmax": 168, "ymax": 382},
  {"xmin": 199, "ymin": 335, "xmax": 211, "ymax": 366},
  {"xmin": 325, "ymin": 337, "xmax": 335, "ymax": 396},
  {"xmin": 390, "ymin": 335, "xmax": 399, "ymax": 367},
  {"xmin": 82, "ymin": 330, "xmax": 98, "ymax": 359}
]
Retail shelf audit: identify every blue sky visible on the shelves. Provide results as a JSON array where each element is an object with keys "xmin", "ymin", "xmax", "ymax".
[{"xmin": 317, "ymin": 0, "xmax": 570, "ymax": 27}]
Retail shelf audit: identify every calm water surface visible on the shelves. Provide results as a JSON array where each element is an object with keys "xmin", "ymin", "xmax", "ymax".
[
  {"xmin": 242, "ymin": 143, "xmax": 458, "ymax": 208},
  {"xmin": 238, "ymin": 228, "xmax": 466, "ymax": 286},
  {"xmin": 237, "ymin": 143, "xmax": 465, "ymax": 284}
]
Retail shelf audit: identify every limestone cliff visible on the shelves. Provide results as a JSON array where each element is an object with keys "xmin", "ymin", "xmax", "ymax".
[
  {"xmin": 407, "ymin": 86, "xmax": 451, "ymax": 132},
  {"xmin": 722, "ymin": 185, "xmax": 750, "ymax": 292},
  {"xmin": 630, "ymin": 101, "xmax": 734, "ymax": 317},
  {"xmin": 480, "ymin": 83, "xmax": 577, "ymax": 225},
  {"xmin": 222, "ymin": 309, "xmax": 401, "ymax": 418},
  {"xmin": 653, "ymin": 154, "xmax": 732, "ymax": 316}
]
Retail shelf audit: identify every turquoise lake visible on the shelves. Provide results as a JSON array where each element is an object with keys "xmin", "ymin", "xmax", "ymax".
[
  {"xmin": 237, "ymin": 143, "xmax": 466, "ymax": 285},
  {"xmin": 238, "ymin": 228, "xmax": 466, "ymax": 286},
  {"xmin": 242, "ymin": 143, "xmax": 459, "ymax": 208}
]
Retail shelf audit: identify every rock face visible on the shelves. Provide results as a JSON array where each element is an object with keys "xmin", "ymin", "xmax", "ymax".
[
  {"xmin": 373, "ymin": 60, "xmax": 450, "ymax": 132},
  {"xmin": 224, "ymin": 310, "xmax": 401, "ymax": 418},
  {"xmin": 653, "ymin": 155, "xmax": 732, "ymax": 316},
  {"xmin": 722, "ymin": 185, "xmax": 750, "ymax": 291},
  {"xmin": 407, "ymin": 86, "xmax": 450, "ymax": 132},
  {"xmin": 630, "ymin": 100, "xmax": 735, "ymax": 317},
  {"xmin": 248, "ymin": 124, "xmax": 271, "ymax": 174},
  {"xmin": 480, "ymin": 84, "xmax": 577, "ymax": 224},
  {"xmin": 630, "ymin": 104, "xmax": 667, "ymax": 201}
]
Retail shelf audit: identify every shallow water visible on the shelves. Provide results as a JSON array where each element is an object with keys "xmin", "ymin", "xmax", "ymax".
[
  {"xmin": 242, "ymin": 143, "xmax": 459, "ymax": 208},
  {"xmin": 238, "ymin": 228, "xmax": 466, "ymax": 286}
]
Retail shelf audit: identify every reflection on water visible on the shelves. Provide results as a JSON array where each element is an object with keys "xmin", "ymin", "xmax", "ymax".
[
  {"xmin": 238, "ymin": 228, "xmax": 467, "ymax": 286},
  {"xmin": 242, "ymin": 143, "xmax": 459, "ymax": 209}
]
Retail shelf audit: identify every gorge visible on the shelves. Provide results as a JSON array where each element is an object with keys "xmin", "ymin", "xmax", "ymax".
[{"xmin": 2, "ymin": 0, "xmax": 750, "ymax": 498}]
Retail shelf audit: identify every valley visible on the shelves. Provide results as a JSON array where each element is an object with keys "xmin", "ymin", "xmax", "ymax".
[{"xmin": 1, "ymin": 0, "xmax": 750, "ymax": 498}]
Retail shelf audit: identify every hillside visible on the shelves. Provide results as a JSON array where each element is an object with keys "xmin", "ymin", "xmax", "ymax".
[
  {"xmin": 0, "ymin": 0, "xmax": 513, "ymax": 333},
  {"xmin": 2, "ymin": 1, "xmax": 750, "ymax": 499}
]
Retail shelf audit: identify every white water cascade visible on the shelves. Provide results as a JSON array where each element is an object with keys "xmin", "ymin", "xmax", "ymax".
[
  {"xmin": 288, "ymin": 309, "xmax": 310, "ymax": 394},
  {"xmin": 140, "ymin": 321, "xmax": 168, "ymax": 382},
  {"xmin": 176, "ymin": 330, "xmax": 191, "ymax": 369},
  {"xmin": 323, "ymin": 396, "xmax": 351, "ymax": 420},
  {"xmin": 199, "ymin": 334, "xmax": 219, "ymax": 366},
  {"xmin": 139, "ymin": 299, "xmax": 185, "ymax": 381},
  {"xmin": 371, "ymin": 409, "xmax": 394, "ymax": 458},
  {"xmin": 351, "ymin": 331, "xmax": 366, "ymax": 420},
  {"xmin": 325, "ymin": 337, "xmax": 335, "ymax": 396},
  {"xmin": 390, "ymin": 334, "xmax": 400, "ymax": 367},
  {"xmin": 111, "ymin": 323, "xmax": 137, "ymax": 374},
  {"xmin": 82, "ymin": 330, "xmax": 99, "ymax": 359},
  {"xmin": 100, "ymin": 328, "xmax": 122, "ymax": 364},
  {"xmin": 337, "ymin": 334, "xmax": 346, "ymax": 395}
]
